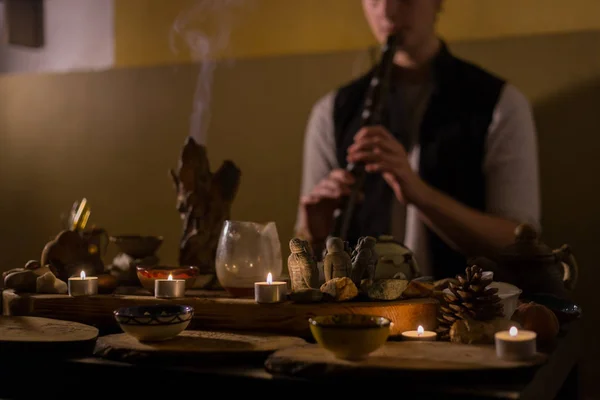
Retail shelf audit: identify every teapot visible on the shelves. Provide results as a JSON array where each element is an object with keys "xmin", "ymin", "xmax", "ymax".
[
  {"xmin": 373, "ymin": 235, "xmax": 420, "ymax": 280},
  {"xmin": 471, "ymin": 223, "xmax": 578, "ymax": 299}
]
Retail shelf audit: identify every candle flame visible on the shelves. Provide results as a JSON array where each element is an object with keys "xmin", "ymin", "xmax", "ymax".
[
  {"xmin": 417, "ymin": 325, "xmax": 424, "ymax": 335},
  {"xmin": 168, "ymin": 274, "xmax": 173, "ymax": 281},
  {"xmin": 80, "ymin": 270, "xmax": 86, "ymax": 279},
  {"xmin": 509, "ymin": 326, "xmax": 518, "ymax": 337},
  {"xmin": 267, "ymin": 273, "xmax": 273, "ymax": 285}
]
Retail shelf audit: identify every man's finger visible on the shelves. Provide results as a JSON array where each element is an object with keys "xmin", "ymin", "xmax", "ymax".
[
  {"xmin": 329, "ymin": 169, "xmax": 355, "ymax": 185},
  {"xmin": 347, "ymin": 150, "xmax": 380, "ymax": 164},
  {"xmin": 354, "ymin": 125, "xmax": 390, "ymax": 141}
]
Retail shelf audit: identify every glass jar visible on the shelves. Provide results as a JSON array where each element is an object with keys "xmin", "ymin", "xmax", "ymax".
[{"xmin": 215, "ymin": 220, "xmax": 282, "ymax": 297}]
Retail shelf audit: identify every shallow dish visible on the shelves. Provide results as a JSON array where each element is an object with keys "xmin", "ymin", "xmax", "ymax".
[
  {"xmin": 308, "ymin": 314, "xmax": 391, "ymax": 361},
  {"xmin": 136, "ymin": 265, "xmax": 200, "ymax": 292},
  {"xmin": 114, "ymin": 304, "xmax": 194, "ymax": 342}
]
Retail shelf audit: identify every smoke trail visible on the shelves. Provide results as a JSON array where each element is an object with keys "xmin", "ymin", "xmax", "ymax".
[{"xmin": 170, "ymin": 0, "xmax": 245, "ymax": 145}]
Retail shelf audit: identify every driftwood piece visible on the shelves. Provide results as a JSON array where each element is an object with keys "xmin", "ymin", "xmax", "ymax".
[
  {"xmin": 265, "ymin": 341, "xmax": 547, "ymax": 379},
  {"xmin": 94, "ymin": 330, "xmax": 306, "ymax": 365},
  {"xmin": 170, "ymin": 137, "xmax": 241, "ymax": 285},
  {"xmin": 0, "ymin": 316, "xmax": 98, "ymax": 358}
]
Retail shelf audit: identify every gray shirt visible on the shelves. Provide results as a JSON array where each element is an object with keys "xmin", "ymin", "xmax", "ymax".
[{"xmin": 295, "ymin": 82, "xmax": 541, "ymax": 276}]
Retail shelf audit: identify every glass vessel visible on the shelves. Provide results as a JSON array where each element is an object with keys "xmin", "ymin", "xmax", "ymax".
[{"xmin": 215, "ymin": 220, "xmax": 282, "ymax": 297}]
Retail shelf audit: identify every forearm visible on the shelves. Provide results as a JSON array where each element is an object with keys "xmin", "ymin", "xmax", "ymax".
[{"xmin": 414, "ymin": 184, "xmax": 519, "ymax": 258}]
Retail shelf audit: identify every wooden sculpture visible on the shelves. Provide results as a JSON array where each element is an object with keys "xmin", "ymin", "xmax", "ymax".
[{"xmin": 170, "ymin": 137, "xmax": 241, "ymax": 285}]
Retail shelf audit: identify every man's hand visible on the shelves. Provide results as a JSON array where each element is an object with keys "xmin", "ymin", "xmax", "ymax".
[
  {"xmin": 298, "ymin": 169, "xmax": 357, "ymax": 243},
  {"xmin": 346, "ymin": 125, "xmax": 432, "ymax": 206}
]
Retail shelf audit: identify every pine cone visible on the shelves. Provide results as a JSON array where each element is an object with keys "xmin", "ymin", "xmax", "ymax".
[{"xmin": 436, "ymin": 265, "xmax": 503, "ymax": 341}]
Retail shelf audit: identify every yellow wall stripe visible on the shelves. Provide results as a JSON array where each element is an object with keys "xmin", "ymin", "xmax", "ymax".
[{"xmin": 115, "ymin": 0, "xmax": 600, "ymax": 68}]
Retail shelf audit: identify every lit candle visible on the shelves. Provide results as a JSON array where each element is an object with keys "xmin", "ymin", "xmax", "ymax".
[
  {"xmin": 401, "ymin": 325, "xmax": 437, "ymax": 341},
  {"xmin": 495, "ymin": 326, "xmax": 537, "ymax": 361},
  {"xmin": 68, "ymin": 270, "xmax": 98, "ymax": 297},
  {"xmin": 254, "ymin": 273, "xmax": 287, "ymax": 304},
  {"xmin": 155, "ymin": 274, "xmax": 186, "ymax": 299}
]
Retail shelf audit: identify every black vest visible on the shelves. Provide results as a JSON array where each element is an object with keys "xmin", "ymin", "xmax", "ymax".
[{"xmin": 332, "ymin": 43, "xmax": 505, "ymax": 279}]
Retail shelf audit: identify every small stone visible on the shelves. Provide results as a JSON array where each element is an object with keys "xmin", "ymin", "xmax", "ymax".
[
  {"xmin": 2, "ymin": 268, "xmax": 24, "ymax": 281},
  {"xmin": 367, "ymin": 279, "xmax": 408, "ymax": 301},
  {"xmin": 31, "ymin": 266, "xmax": 52, "ymax": 277},
  {"xmin": 320, "ymin": 277, "xmax": 358, "ymax": 301},
  {"xmin": 4, "ymin": 270, "xmax": 38, "ymax": 292},
  {"xmin": 289, "ymin": 289, "xmax": 323, "ymax": 303},
  {"xmin": 36, "ymin": 272, "xmax": 68, "ymax": 294},
  {"xmin": 24, "ymin": 260, "xmax": 41, "ymax": 270},
  {"xmin": 402, "ymin": 280, "xmax": 434, "ymax": 298}
]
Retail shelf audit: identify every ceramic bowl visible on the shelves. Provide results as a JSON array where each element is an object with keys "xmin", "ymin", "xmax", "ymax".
[
  {"xmin": 114, "ymin": 304, "xmax": 194, "ymax": 342},
  {"xmin": 309, "ymin": 314, "xmax": 391, "ymax": 361},
  {"xmin": 489, "ymin": 281, "xmax": 523, "ymax": 319},
  {"xmin": 110, "ymin": 235, "xmax": 163, "ymax": 259},
  {"xmin": 443, "ymin": 280, "xmax": 522, "ymax": 319},
  {"xmin": 136, "ymin": 265, "xmax": 200, "ymax": 292}
]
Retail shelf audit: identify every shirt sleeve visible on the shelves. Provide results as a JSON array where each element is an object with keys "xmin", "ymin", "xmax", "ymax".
[
  {"xmin": 483, "ymin": 84, "xmax": 542, "ymax": 231},
  {"xmin": 294, "ymin": 91, "xmax": 339, "ymax": 232}
]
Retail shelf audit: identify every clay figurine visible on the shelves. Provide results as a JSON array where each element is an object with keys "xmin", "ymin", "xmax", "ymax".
[
  {"xmin": 323, "ymin": 237, "xmax": 352, "ymax": 281},
  {"xmin": 350, "ymin": 236, "xmax": 378, "ymax": 285},
  {"xmin": 288, "ymin": 238, "xmax": 320, "ymax": 292}
]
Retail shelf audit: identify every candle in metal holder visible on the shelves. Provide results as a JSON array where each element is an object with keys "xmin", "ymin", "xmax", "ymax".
[
  {"xmin": 155, "ymin": 274, "xmax": 186, "ymax": 299},
  {"xmin": 495, "ymin": 326, "xmax": 537, "ymax": 361},
  {"xmin": 401, "ymin": 325, "xmax": 437, "ymax": 341},
  {"xmin": 68, "ymin": 270, "xmax": 98, "ymax": 297},
  {"xmin": 254, "ymin": 273, "xmax": 286, "ymax": 304}
]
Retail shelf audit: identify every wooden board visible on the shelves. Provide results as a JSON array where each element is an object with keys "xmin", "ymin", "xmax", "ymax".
[
  {"xmin": 0, "ymin": 316, "xmax": 99, "ymax": 358},
  {"xmin": 2, "ymin": 289, "xmax": 438, "ymax": 338},
  {"xmin": 95, "ymin": 330, "xmax": 307, "ymax": 365},
  {"xmin": 265, "ymin": 342, "xmax": 548, "ymax": 380}
]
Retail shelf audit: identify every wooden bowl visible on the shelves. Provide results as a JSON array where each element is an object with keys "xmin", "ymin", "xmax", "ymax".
[
  {"xmin": 308, "ymin": 314, "xmax": 391, "ymax": 361},
  {"xmin": 110, "ymin": 235, "xmax": 163, "ymax": 259},
  {"xmin": 136, "ymin": 265, "xmax": 200, "ymax": 292}
]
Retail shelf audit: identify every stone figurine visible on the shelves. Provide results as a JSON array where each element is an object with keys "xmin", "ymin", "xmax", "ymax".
[
  {"xmin": 350, "ymin": 236, "xmax": 378, "ymax": 285},
  {"xmin": 323, "ymin": 237, "xmax": 352, "ymax": 281},
  {"xmin": 288, "ymin": 238, "xmax": 320, "ymax": 291}
]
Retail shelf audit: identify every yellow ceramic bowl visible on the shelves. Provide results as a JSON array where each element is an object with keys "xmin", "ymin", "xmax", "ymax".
[{"xmin": 308, "ymin": 314, "xmax": 391, "ymax": 361}]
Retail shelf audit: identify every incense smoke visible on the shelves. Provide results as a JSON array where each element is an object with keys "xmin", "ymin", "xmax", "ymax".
[{"xmin": 170, "ymin": 0, "xmax": 245, "ymax": 145}]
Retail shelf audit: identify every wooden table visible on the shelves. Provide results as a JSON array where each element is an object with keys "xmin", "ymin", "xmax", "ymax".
[{"xmin": 0, "ymin": 320, "xmax": 583, "ymax": 400}]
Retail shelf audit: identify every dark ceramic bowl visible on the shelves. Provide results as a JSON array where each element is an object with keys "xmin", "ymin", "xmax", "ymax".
[
  {"xmin": 308, "ymin": 314, "xmax": 391, "ymax": 360},
  {"xmin": 522, "ymin": 293, "xmax": 582, "ymax": 324},
  {"xmin": 136, "ymin": 265, "xmax": 200, "ymax": 292},
  {"xmin": 114, "ymin": 304, "xmax": 194, "ymax": 341},
  {"xmin": 110, "ymin": 235, "xmax": 163, "ymax": 259}
]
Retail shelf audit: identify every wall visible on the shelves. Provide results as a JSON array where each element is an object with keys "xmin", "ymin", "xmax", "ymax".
[
  {"xmin": 0, "ymin": 0, "xmax": 113, "ymax": 74},
  {"xmin": 1, "ymin": 1, "xmax": 600, "ymax": 396},
  {"xmin": 113, "ymin": 0, "xmax": 600, "ymax": 68}
]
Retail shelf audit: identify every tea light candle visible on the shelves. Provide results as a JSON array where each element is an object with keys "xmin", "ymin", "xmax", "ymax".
[
  {"xmin": 254, "ymin": 273, "xmax": 286, "ymax": 304},
  {"xmin": 495, "ymin": 326, "xmax": 537, "ymax": 361},
  {"xmin": 68, "ymin": 270, "xmax": 98, "ymax": 297},
  {"xmin": 155, "ymin": 274, "xmax": 185, "ymax": 299},
  {"xmin": 401, "ymin": 325, "xmax": 437, "ymax": 341}
]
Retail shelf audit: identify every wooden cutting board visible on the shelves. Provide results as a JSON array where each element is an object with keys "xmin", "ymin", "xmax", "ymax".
[
  {"xmin": 0, "ymin": 316, "xmax": 99, "ymax": 358},
  {"xmin": 265, "ymin": 342, "xmax": 547, "ymax": 380},
  {"xmin": 95, "ymin": 330, "xmax": 307, "ymax": 365}
]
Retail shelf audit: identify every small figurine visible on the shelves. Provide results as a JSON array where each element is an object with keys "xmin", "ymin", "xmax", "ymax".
[
  {"xmin": 350, "ymin": 236, "xmax": 378, "ymax": 285},
  {"xmin": 323, "ymin": 237, "xmax": 352, "ymax": 281},
  {"xmin": 288, "ymin": 238, "xmax": 320, "ymax": 292}
]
